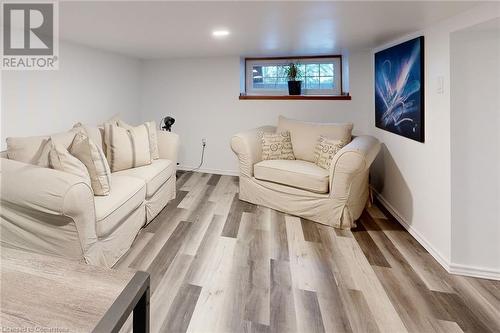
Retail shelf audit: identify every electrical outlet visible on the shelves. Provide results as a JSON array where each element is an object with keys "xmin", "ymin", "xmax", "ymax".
[{"xmin": 202, "ymin": 138, "xmax": 207, "ymax": 147}]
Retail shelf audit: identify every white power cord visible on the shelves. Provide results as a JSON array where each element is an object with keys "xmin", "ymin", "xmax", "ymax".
[{"xmin": 187, "ymin": 140, "xmax": 206, "ymax": 172}]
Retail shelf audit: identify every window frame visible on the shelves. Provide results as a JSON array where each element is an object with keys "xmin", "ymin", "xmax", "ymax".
[{"xmin": 244, "ymin": 55, "xmax": 343, "ymax": 96}]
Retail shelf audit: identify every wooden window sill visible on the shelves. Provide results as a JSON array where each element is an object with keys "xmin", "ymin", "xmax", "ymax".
[{"xmin": 238, "ymin": 95, "xmax": 351, "ymax": 100}]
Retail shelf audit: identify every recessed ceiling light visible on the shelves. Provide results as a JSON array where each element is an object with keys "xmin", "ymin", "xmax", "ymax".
[{"xmin": 212, "ymin": 30, "xmax": 230, "ymax": 37}]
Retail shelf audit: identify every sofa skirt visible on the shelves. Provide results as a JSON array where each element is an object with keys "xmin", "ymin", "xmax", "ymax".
[
  {"xmin": 145, "ymin": 174, "xmax": 176, "ymax": 223},
  {"xmin": 238, "ymin": 174, "xmax": 368, "ymax": 229}
]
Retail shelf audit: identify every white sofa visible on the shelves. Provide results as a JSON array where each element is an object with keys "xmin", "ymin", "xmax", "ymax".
[
  {"xmin": 231, "ymin": 122, "xmax": 380, "ymax": 229},
  {"xmin": 0, "ymin": 127, "xmax": 179, "ymax": 268}
]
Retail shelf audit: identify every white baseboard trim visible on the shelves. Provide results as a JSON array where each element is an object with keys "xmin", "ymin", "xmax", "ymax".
[
  {"xmin": 372, "ymin": 190, "xmax": 451, "ymax": 272},
  {"xmin": 177, "ymin": 165, "xmax": 239, "ymax": 176},
  {"xmin": 449, "ymin": 263, "xmax": 500, "ymax": 281},
  {"xmin": 372, "ymin": 189, "xmax": 500, "ymax": 281}
]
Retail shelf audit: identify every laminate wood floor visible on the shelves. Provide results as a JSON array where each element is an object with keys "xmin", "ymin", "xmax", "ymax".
[{"xmin": 116, "ymin": 172, "xmax": 500, "ymax": 333}]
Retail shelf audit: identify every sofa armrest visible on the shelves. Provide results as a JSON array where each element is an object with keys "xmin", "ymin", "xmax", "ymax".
[
  {"xmin": 329, "ymin": 135, "xmax": 381, "ymax": 196},
  {"xmin": 0, "ymin": 158, "xmax": 101, "ymax": 264},
  {"xmin": 231, "ymin": 126, "xmax": 276, "ymax": 178},
  {"xmin": 157, "ymin": 131, "xmax": 180, "ymax": 166}
]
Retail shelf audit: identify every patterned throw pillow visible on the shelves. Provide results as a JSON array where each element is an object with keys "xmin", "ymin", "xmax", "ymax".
[
  {"xmin": 261, "ymin": 131, "xmax": 295, "ymax": 160},
  {"xmin": 314, "ymin": 135, "xmax": 349, "ymax": 170}
]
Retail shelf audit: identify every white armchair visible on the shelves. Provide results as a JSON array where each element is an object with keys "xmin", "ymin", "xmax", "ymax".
[{"xmin": 231, "ymin": 124, "xmax": 380, "ymax": 229}]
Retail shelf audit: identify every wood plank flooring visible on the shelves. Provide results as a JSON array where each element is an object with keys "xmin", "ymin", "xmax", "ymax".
[{"xmin": 116, "ymin": 171, "xmax": 500, "ymax": 333}]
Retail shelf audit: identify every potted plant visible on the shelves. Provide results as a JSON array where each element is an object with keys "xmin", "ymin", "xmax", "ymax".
[{"xmin": 285, "ymin": 63, "xmax": 302, "ymax": 95}]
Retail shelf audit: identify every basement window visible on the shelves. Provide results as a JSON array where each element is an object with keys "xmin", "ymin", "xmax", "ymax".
[{"xmin": 243, "ymin": 56, "xmax": 344, "ymax": 97}]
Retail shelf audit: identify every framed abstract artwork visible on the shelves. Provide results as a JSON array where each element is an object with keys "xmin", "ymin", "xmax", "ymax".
[{"xmin": 375, "ymin": 36, "xmax": 424, "ymax": 142}]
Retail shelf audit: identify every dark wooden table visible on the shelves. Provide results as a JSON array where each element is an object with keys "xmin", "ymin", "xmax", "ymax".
[{"xmin": 0, "ymin": 247, "xmax": 150, "ymax": 333}]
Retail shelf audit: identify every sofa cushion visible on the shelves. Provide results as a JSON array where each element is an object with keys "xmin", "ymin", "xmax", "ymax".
[
  {"xmin": 95, "ymin": 174, "xmax": 146, "ymax": 237},
  {"xmin": 277, "ymin": 116, "xmax": 353, "ymax": 163},
  {"xmin": 254, "ymin": 159, "xmax": 329, "ymax": 194},
  {"xmin": 113, "ymin": 159, "xmax": 173, "ymax": 198}
]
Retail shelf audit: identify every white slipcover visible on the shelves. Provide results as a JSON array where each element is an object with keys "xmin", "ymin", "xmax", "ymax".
[
  {"xmin": 254, "ymin": 160, "xmax": 329, "ymax": 193},
  {"xmin": 114, "ymin": 159, "xmax": 174, "ymax": 198},
  {"xmin": 0, "ymin": 129, "xmax": 179, "ymax": 267},
  {"xmin": 113, "ymin": 158, "xmax": 176, "ymax": 222},
  {"xmin": 95, "ymin": 174, "xmax": 146, "ymax": 237},
  {"xmin": 276, "ymin": 116, "xmax": 353, "ymax": 162},
  {"xmin": 231, "ymin": 125, "xmax": 380, "ymax": 229}
]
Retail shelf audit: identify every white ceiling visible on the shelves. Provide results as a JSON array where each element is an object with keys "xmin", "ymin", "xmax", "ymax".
[{"xmin": 59, "ymin": 1, "xmax": 481, "ymax": 59}]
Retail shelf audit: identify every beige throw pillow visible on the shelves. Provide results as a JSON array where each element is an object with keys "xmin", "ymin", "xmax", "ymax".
[
  {"xmin": 6, "ymin": 131, "xmax": 76, "ymax": 167},
  {"xmin": 277, "ymin": 116, "xmax": 353, "ymax": 163},
  {"xmin": 6, "ymin": 135, "xmax": 47, "ymax": 165},
  {"xmin": 261, "ymin": 131, "xmax": 295, "ymax": 160},
  {"xmin": 98, "ymin": 114, "xmax": 122, "ymax": 153},
  {"xmin": 72, "ymin": 123, "xmax": 105, "ymax": 152},
  {"xmin": 314, "ymin": 135, "xmax": 349, "ymax": 170},
  {"xmin": 36, "ymin": 131, "xmax": 79, "ymax": 168},
  {"xmin": 50, "ymin": 143, "xmax": 91, "ymax": 184},
  {"xmin": 70, "ymin": 132, "xmax": 111, "ymax": 196},
  {"xmin": 117, "ymin": 120, "xmax": 159, "ymax": 160},
  {"xmin": 32, "ymin": 138, "xmax": 53, "ymax": 168},
  {"xmin": 104, "ymin": 122, "xmax": 152, "ymax": 172},
  {"xmin": 103, "ymin": 113, "xmax": 122, "ymax": 127}
]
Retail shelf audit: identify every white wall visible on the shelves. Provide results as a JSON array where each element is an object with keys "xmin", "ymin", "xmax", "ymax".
[
  {"xmin": 1, "ymin": 42, "xmax": 142, "ymax": 148},
  {"xmin": 2, "ymin": 3, "xmax": 496, "ymax": 278},
  {"xmin": 450, "ymin": 19, "xmax": 500, "ymax": 274},
  {"xmin": 139, "ymin": 5, "xmax": 500, "ymax": 277},
  {"xmin": 370, "ymin": 3, "xmax": 500, "ymax": 278},
  {"xmin": 139, "ymin": 52, "xmax": 372, "ymax": 174}
]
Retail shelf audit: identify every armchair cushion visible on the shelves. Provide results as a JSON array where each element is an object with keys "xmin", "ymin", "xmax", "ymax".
[
  {"xmin": 254, "ymin": 159, "xmax": 329, "ymax": 194},
  {"xmin": 277, "ymin": 116, "xmax": 353, "ymax": 163}
]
